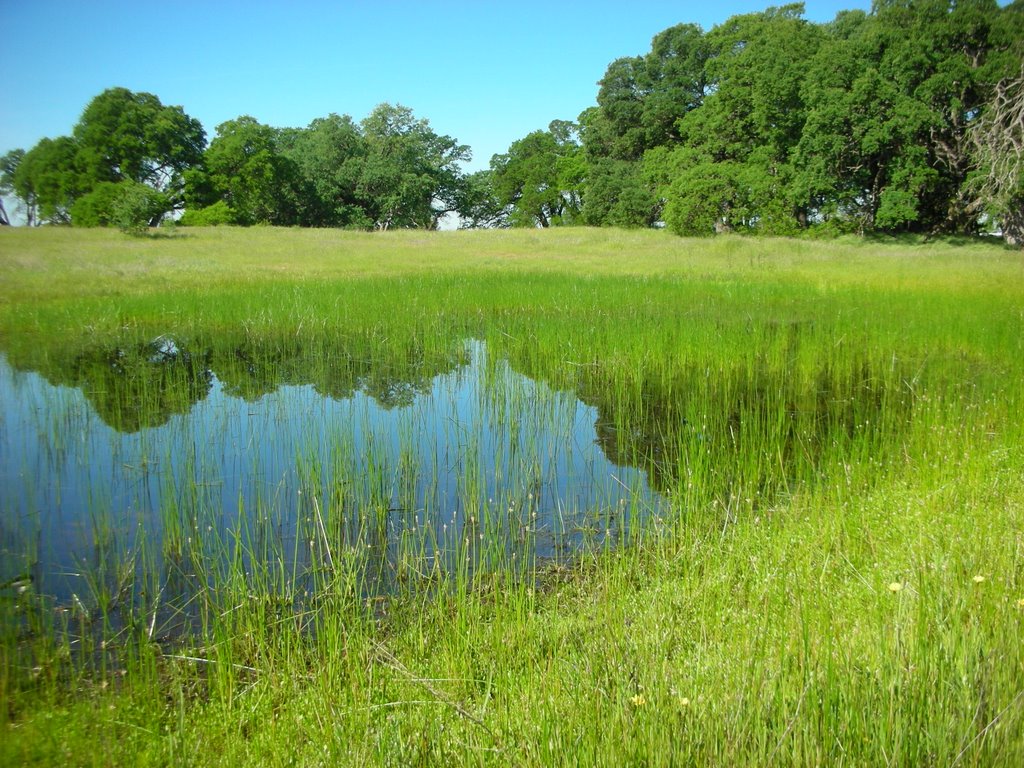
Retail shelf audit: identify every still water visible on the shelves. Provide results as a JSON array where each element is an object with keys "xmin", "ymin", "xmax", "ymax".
[{"xmin": 0, "ymin": 340, "xmax": 664, "ymax": 607}]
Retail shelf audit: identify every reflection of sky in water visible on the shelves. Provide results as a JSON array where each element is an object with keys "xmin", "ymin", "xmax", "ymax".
[{"xmin": 0, "ymin": 342, "xmax": 665, "ymax": 602}]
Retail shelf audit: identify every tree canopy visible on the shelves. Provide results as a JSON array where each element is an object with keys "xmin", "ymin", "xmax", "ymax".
[
  {"xmin": 489, "ymin": 0, "xmax": 1023, "ymax": 244},
  {"xmin": 6, "ymin": 90, "xmax": 474, "ymax": 230},
  {"xmin": 73, "ymin": 87, "xmax": 205, "ymax": 197},
  {"xmin": 6, "ymin": 88, "xmax": 203, "ymax": 226},
  {"xmin": 488, "ymin": 121, "xmax": 584, "ymax": 228}
]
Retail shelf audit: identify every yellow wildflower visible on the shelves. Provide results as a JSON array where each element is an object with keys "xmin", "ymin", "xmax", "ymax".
[
  {"xmin": 888, "ymin": 582, "xmax": 903, "ymax": 593},
  {"xmin": 630, "ymin": 694, "xmax": 646, "ymax": 708},
  {"xmin": 972, "ymin": 575, "xmax": 985, "ymax": 583}
]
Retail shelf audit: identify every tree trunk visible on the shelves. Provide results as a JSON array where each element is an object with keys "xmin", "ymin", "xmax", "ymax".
[{"xmin": 1002, "ymin": 204, "xmax": 1024, "ymax": 248}]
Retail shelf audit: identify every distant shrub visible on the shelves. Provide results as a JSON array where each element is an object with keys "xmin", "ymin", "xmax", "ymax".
[
  {"xmin": 71, "ymin": 181, "xmax": 170, "ymax": 234},
  {"xmin": 803, "ymin": 217, "xmax": 860, "ymax": 239},
  {"xmin": 70, "ymin": 182, "xmax": 124, "ymax": 227},
  {"xmin": 112, "ymin": 182, "xmax": 170, "ymax": 235},
  {"xmin": 179, "ymin": 201, "xmax": 236, "ymax": 226}
]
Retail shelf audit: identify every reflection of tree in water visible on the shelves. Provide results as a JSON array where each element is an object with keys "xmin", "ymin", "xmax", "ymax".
[
  {"xmin": 213, "ymin": 336, "xmax": 460, "ymax": 410},
  {"xmin": 214, "ymin": 345, "xmax": 293, "ymax": 402},
  {"xmin": 507, "ymin": 351, "xmax": 916, "ymax": 505},
  {"xmin": 360, "ymin": 369, "xmax": 434, "ymax": 409},
  {"xmin": 9, "ymin": 332, "xmax": 465, "ymax": 433},
  {"xmin": 74, "ymin": 339, "xmax": 213, "ymax": 433}
]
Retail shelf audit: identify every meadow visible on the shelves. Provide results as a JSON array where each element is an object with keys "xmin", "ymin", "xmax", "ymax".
[{"xmin": 1, "ymin": 226, "xmax": 1022, "ymax": 766}]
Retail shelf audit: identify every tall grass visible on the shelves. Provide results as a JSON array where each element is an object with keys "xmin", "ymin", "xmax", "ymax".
[{"xmin": 1, "ymin": 226, "xmax": 1022, "ymax": 765}]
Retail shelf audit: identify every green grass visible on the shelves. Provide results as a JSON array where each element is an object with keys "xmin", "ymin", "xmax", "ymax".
[{"xmin": 1, "ymin": 226, "xmax": 1023, "ymax": 766}]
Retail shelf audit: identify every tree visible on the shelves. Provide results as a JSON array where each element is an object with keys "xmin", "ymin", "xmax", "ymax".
[
  {"xmin": 0, "ymin": 149, "xmax": 23, "ymax": 225},
  {"xmin": 638, "ymin": 24, "xmax": 712, "ymax": 149},
  {"xmin": 581, "ymin": 5, "xmax": 824, "ymax": 234},
  {"xmin": 970, "ymin": 66, "xmax": 1024, "ymax": 246},
  {"xmin": 282, "ymin": 113, "xmax": 370, "ymax": 228},
  {"xmin": 457, "ymin": 170, "xmax": 509, "ymax": 229},
  {"xmin": 180, "ymin": 105, "xmax": 472, "ymax": 230},
  {"xmin": 872, "ymin": 0, "xmax": 1013, "ymax": 233},
  {"xmin": 657, "ymin": 149, "xmax": 752, "ymax": 236},
  {"xmin": 795, "ymin": 0, "xmax": 1016, "ymax": 234},
  {"xmin": 790, "ymin": 11, "xmax": 876, "ymax": 231},
  {"xmin": 358, "ymin": 104, "xmax": 471, "ymax": 230},
  {"xmin": 675, "ymin": 4, "xmax": 822, "ymax": 232},
  {"xmin": 681, "ymin": 6, "xmax": 819, "ymax": 160},
  {"xmin": 554, "ymin": 0, "xmax": 1024, "ymax": 239},
  {"xmin": 73, "ymin": 87, "xmax": 205, "ymax": 213},
  {"xmin": 4, "ymin": 88, "xmax": 204, "ymax": 226},
  {"xmin": 590, "ymin": 24, "xmax": 711, "ymax": 163},
  {"xmin": 593, "ymin": 56, "xmax": 649, "ymax": 161},
  {"xmin": 13, "ymin": 137, "xmax": 80, "ymax": 224},
  {"xmin": 187, "ymin": 116, "xmax": 300, "ymax": 226},
  {"xmin": 490, "ymin": 122, "xmax": 584, "ymax": 227},
  {"xmin": 582, "ymin": 158, "xmax": 660, "ymax": 228}
]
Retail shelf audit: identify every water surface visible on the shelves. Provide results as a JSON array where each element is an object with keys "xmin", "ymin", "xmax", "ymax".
[{"xmin": 0, "ymin": 339, "xmax": 665, "ymax": 610}]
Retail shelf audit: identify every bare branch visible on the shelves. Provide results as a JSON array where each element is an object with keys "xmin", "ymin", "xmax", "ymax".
[{"xmin": 969, "ymin": 64, "xmax": 1024, "ymax": 246}]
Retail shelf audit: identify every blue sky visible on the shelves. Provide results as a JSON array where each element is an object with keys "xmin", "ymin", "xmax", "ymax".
[{"xmin": 1, "ymin": 1, "xmax": 871, "ymax": 173}]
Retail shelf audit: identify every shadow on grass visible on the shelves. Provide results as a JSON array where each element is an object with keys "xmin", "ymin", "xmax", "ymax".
[
  {"xmin": 124, "ymin": 227, "xmax": 192, "ymax": 240},
  {"xmin": 859, "ymin": 231, "xmax": 1013, "ymax": 249},
  {"xmin": 798, "ymin": 230, "xmax": 1016, "ymax": 251}
]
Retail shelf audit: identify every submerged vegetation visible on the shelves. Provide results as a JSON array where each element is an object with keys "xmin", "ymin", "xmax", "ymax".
[{"xmin": 1, "ymin": 226, "xmax": 1023, "ymax": 765}]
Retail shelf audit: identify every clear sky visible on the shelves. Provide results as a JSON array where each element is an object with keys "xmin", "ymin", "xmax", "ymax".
[{"xmin": 1, "ymin": 1, "xmax": 872, "ymax": 173}]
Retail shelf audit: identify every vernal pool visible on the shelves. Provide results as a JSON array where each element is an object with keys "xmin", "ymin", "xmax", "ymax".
[{"xmin": 0, "ymin": 339, "xmax": 666, "ymax": 618}]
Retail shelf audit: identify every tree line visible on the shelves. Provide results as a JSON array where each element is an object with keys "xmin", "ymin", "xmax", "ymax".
[
  {"xmin": 481, "ymin": 0, "xmax": 1023, "ymax": 244},
  {"xmin": 1, "ymin": 1, "xmax": 1022, "ymax": 243},
  {"xmin": 0, "ymin": 90, "xmax": 471, "ymax": 232}
]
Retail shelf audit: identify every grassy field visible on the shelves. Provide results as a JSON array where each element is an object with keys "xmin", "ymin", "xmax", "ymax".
[{"xmin": 1, "ymin": 226, "xmax": 1023, "ymax": 766}]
